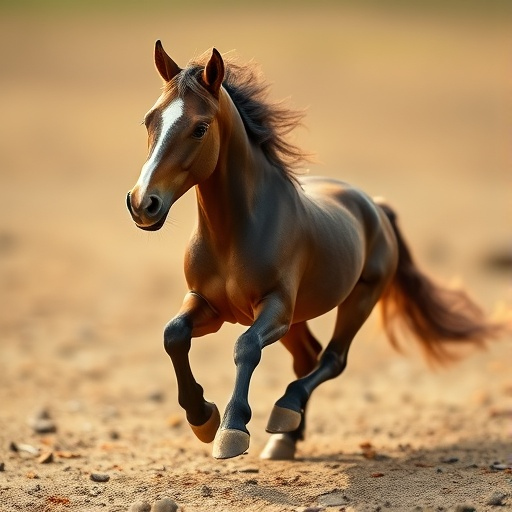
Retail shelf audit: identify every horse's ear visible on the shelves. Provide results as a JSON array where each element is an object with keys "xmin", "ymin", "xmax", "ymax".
[
  {"xmin": 202, "ymin": 48, "xmax": 224, "ymax": 97},
  {"xmin": 154, "ymin": 40, "xmax": 181, "ymax": 82}
]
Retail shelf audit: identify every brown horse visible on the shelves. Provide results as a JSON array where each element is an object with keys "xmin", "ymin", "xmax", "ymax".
[{"xmin": 127, "ymin": 42, "xmax": 502, "ymax": 460}]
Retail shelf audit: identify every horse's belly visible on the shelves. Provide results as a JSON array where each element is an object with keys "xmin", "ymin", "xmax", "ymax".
[{"xmin": 293, "ymin": 253, "xmax": 362, "ymax": 323}]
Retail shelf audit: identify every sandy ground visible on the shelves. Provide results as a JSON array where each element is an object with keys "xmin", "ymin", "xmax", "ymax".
[{"xmin": 1, "ymin": 5, "xmax": 512, "ymax": 511}]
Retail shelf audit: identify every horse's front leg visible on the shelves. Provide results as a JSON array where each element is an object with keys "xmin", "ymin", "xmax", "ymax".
[
  {"xmin": 164, "ymin": 292, "xmax": 223, "ymax": 443},
  {"xmin": 212, "ymin": 294, "xmax": 291, "ymax": 459}
]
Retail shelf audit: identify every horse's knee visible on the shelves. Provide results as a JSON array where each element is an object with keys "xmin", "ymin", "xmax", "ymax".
[
  {"xmin": 320, "ymin": 350, "xmax": 346, "ymax": 378},
  {"xmin": 163, "ymin": 316, "xmax": 192, "ymax": 356},
  {"xmin": 233, "ymin": 332, "xmax": 261, "ymax": 368}
]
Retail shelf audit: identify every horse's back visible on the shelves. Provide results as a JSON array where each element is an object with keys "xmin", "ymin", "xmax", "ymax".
[
  {"xmin": 299, "ymin": 175, "xmax": 387, "ymax": 243},
  {"xmin": 300, "ymin": 176, "xmax": 373, "ymax": 214}
]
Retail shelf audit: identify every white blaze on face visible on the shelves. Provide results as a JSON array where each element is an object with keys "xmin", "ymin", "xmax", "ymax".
[{"xmin": 135, "ymin": 97, "xmax": 185, "ymax": 198}]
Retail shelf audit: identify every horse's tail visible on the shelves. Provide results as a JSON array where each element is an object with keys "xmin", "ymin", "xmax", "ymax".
[{"xmin": 378, "ymin": 202, "xmax": 505, "ymax": 364}]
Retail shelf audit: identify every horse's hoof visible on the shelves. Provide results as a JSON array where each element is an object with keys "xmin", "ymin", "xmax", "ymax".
[
  {"xmin": 212, "ymin": 429, "xmax": 250, "ymax": 459},
  {"xmin": 188, "ymin": 402, "xmax": 220, "ymax": 443},
  {"xmin": 266, "ymin": 405, "xmax": 302, "ymax": 433},
  {"xmin": 260, "ymin": 433, "xmax": 296, "ymax": 460}
]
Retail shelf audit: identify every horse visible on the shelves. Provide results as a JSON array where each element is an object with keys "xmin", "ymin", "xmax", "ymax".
[{"xmin": 126, "ymin": 41, "xmax": 502, "ymax": 460}]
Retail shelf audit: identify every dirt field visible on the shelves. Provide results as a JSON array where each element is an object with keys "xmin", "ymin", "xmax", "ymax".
[{"xmin": 1, "ymin": 4, "xmax": 511, "ymax": 511}]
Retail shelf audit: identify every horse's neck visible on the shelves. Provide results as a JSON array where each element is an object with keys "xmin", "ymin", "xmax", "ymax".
[{"xmin": 195, "ymin": 90, "xmax": 288, "ymax": 235}]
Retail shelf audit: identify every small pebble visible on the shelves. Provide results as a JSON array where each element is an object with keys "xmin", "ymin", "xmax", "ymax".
[
  {"xmin": 0, "ymin": 462, "xmax": 4, "ymax": 471},
  {"xmin": 151, "ymin": 497, "xmax": 178, "ymax": 512},
  {"xmin": 453, "ymin": 506, "xmax": 476, "ymax": 512},
  {"xmin": 441, "ymin": 457, "xmax": 459, "ymax": 464},
  {"xmin": 31, "ymin": 418, "xmax": 57, "ymax": 434},
  {"xmin": 147, "ymin": 390, "xmax": 165, "ymax": 402},
  {"xmin": 90, "ymin": 473, "xmax": 110, "ymax": 483},
  {"xmin": 9, "ymin": 442, "xmax": 39, "ymax": 455},
  {"xmin": 486, "ymin": 492, "xmax": 507, "ymax": 506},
  {"xmin": 26, "ymin": 483, "xmax": 41, "ymax": 494},
  {"xmin": 491, "ymin": 463, "xmax": 511, "ymax": 470},
  {"xmin": 128, "ymin": 501, "xmax": 151, "ymax": 512},
  {"xmin": 238, "ymin": 467, "xmax": 259, "ymax": 473},
  {"xmin": 201, "ymin": 485, "xmax": 213, "ymax": 497},
  {"xmin": 29, "ymin": 408, "xmax": 57, "ymax": 434},
  {"xmin": 317, "ymin": 490, "xmax": 349, "ymax": 507},
  {"xmin": 37, "ymin": 451, "xmax": 54, "ymax": 464},
  {"xmin": 167, "ymin": 414, "xmax": 182, "ymax": 428},
  {"xmin": 33, "ymin": 407, "xmax": 51, "ymax": 420}
]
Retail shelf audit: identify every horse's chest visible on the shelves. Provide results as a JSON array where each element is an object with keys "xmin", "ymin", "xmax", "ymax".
[
  {"xmin": 185, "ymin": 241, "xmax": 273, "ymax": 325},
  {"xmin": 202, "ymin": 275, "xmax": 262, "ymax": 326}
]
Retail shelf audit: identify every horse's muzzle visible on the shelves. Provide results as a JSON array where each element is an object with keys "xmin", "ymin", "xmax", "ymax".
[{"xmin": 126, "ymin": 191, "xmax": 169, "ymax": 231}]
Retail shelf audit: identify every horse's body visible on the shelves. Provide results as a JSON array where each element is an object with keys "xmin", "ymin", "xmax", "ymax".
[
  {"xmin": 127, "ymin": 42, "xmax": 500, "ymax": 460},
  {"xmin": 189, "ymin": 173, "xmax": 393, "ymax": 327}
]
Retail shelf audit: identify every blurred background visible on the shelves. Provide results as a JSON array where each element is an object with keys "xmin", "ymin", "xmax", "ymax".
[{"xmin": 0, "ymin": 0, "xmax": 511, "ymax": 460}]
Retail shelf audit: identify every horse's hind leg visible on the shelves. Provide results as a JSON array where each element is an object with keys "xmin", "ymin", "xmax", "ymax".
[
  {"xmin": 260, "ymin": 322, "xmax": 322, "ymax": 460},
  {"xmin": 267, "ymin": 272, "xmax": 394, "ymax": 435}
]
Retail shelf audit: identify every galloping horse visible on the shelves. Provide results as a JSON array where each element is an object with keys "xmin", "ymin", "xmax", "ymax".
[{"xmin": 127, "ymin": 42, "xmax": 501, "ymax": 460}]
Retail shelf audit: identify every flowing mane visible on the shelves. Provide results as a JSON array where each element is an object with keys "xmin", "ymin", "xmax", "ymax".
[{"xmin": 166, "ymin": 51, "xmax": 310, "ymax": 180}]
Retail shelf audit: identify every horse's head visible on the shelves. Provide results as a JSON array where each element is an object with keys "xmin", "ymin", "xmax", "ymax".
[{"xmin": 127, "ymin": 41, "xmax": 225, "ymax": 231}]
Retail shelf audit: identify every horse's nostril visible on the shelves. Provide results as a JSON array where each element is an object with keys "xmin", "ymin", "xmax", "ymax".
[{"xmin": 146, "ymin": 195, "xmax": 163, "ymax": 216}]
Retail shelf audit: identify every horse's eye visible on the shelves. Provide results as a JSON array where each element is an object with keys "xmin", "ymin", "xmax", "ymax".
[{"xmin": 192, "ymin": 123, "xmax": 209, "ymax": 140}]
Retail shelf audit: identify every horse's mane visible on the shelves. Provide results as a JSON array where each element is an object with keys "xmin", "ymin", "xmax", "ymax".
[{"xmin": 167, "ymin": 51, "xmax": 311, "ymax": 181}]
